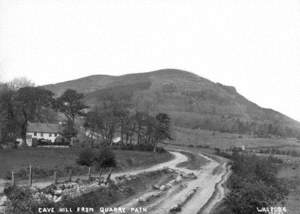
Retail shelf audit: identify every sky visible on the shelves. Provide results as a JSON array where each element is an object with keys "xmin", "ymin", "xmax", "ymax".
[{"xmin": 0, "ymin": 0, "xmax": 300, "ymax": 121}]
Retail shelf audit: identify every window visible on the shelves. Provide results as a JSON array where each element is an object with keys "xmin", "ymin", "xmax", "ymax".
[
  {"xmin": 55, "ymin": 133, "xmax": 57, "ymax": 137},
  {"xmin": 34, "ymin": 132, "xmax": 37, "ymax": 136},
  {"xmin": 41, "ymin": 133, "xmax": 44, "ymax": 137},
  {"xmin": 49, "ymin": 133, "xmax": 52, "ymax": 137}
]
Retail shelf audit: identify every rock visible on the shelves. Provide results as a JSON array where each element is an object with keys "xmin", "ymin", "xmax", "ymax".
[
  {"xmin": 175, "ymin": 175, "xmax": 182, "ymax": 183},
  {"xmin": 0, "ymin": 196, "xmax": 7, "ymax": 206},
  {"xmin": 137, "ymin": 197, "xmax": 146, "ymax": 203},
  {"xmin": 186, "ymin": 173, "xmax": 197, "ymax": 179},
  {"xmin": 170, "ymin": 204, "xmax": 181, "ymax": 212},
  {"xmin": 54, "ymin": 189, "xmax": 63, "ymax": 195},
  {"xmin": 159, "ymin": 185, "xmax": 167, "ymax": 191},
  {"xmin": 54, "ymin": 196, "xmax": 62, "ymax": 203},
  {"xmin": 166, "ymin": 183, "xmax": 173, "ymax": 189},
  {"xmin": 152, "ymin": 184, "xmax": 160, "ymax": 190}
]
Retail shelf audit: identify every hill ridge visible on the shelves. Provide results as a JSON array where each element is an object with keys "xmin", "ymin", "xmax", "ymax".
[{"xmin": 43, "ymin": 69, "xmax": 300, "ymax": 137}]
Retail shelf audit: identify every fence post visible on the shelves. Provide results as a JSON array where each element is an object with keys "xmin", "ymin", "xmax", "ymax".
[
  {"xmin": 28, "ymin": 164, "xmax": 32, "ymax": 187},
  {"xmin": 53, "ymin": 171, "xmax": 57, "ymax": 184},
  {"xmin": 11, "ymin": 171, "xmax": 15, "ymax": 186},
  {"xmin": 88, "ymin": 167, "xmax": 91, "ymax": 181},
  {"xmin": 68, "ymin": 169, "xmax": 72, "ymax": 182}
]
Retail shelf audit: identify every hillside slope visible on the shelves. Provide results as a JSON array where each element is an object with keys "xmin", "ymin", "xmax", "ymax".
[{"xmin": 44, "ymin": 69, "xmax": 300, "ymax": 137}]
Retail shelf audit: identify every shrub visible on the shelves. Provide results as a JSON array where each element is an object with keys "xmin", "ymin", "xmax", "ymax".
[{"xmin": 77, "ymin": 148, "xmax": 95, "ymax": 167}]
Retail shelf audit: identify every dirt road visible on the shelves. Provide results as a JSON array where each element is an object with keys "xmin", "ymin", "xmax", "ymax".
[{"xmin": 117, "ymin": 151, "xmax": 231, "ymax": 214}]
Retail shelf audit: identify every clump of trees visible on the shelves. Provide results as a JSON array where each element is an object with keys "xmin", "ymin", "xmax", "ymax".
[
  {"xmin": 0, "ymin": 79, "xmax": 87, "ymax": 146},
  {"xmin": 0, "ymin": 77, "xmax": 170, "ymax": 150},
  {"xmin": 56, "ymin": 89, "xmax": 87, "ymax": 143},
  {"xmin": 220, "ymin": 151, "xmax": 289, "ymax": 214},
  {"xmin": 76, "ymin": 147, "xmax": 117, "ymax": 183},
  {"xmin": 83, "ymin": 89, "xmax": 171, "ymax": 151},
  {"xmin": 84, "ymin": 107, "xmax": 171, "ymax": 152}
]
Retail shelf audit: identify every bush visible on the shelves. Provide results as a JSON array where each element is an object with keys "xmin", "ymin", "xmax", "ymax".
[
  {"xmin": 94, "ymin": 147, "xmax": 117, "ymax": 171},
  {"xmin": 222, "ymin": 153, "xmax": 289, "ymax": 214},
  {"xmin": 77, "ymin": 148, "xmax": 95, "ymax": 167},
  {"xmin": 4, "ymin": 185, "xmax": 54, "ymax": 214}
]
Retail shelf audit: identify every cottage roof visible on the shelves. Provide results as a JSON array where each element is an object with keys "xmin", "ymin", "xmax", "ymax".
[{"xmin": 27, "ymin": 122, "xmax": 60, "ymax": 133}]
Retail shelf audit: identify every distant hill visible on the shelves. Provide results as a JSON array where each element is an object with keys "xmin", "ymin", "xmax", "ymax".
[{"xmin": 44, "ymin": 69, "xmax": 300, "ymax": 137}]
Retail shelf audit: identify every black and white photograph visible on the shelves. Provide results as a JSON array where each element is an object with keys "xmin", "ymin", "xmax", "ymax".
[{"xmin": 0, "ymin": 1, "xmax": 300, "ymax": 214}]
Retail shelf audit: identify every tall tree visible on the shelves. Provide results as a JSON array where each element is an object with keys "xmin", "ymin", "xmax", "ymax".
[
  {"xmin": 56, "ymin": 89, "xmax": 87, "ymax": 142},
  {"xmin": 14, "ymin": 87, "xmax": 55, "ymax": 143},
  {"xmin": 153, "ymin": 113, "xmax": 171, "ymax": 152},
  {"xmin": 0, "ymin": 85, "xmax": 18, "ymax": 143},
  {"xmin": 8, "ymin": 77, "xmax": 35, "ymax": 91},
  {"xmin": 56, "ymin": 89, "xmax": 87, "ymax": 123}
]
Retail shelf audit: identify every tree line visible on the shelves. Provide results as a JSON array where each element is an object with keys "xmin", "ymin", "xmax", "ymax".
[
  {"xmin": 193, "ymin": 117, "xmax": 300, "ymax": 138},
  {"xmin": 0, "ymin": 79, "xmax": 87, "ymax": 145},
  {"xmin": 0, "ymin": 78, "xmax": 172, "ymax": 151},
  {"xmin": 84, "ymin": 90, "xmax": 171, "ymax": 152}
]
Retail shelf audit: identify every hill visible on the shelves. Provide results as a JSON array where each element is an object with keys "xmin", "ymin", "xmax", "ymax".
[{"xmin": 44, "ymin": 69, "xmax": 300, "ymax": 137}]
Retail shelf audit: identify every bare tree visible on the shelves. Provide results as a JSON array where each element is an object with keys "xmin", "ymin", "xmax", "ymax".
[{"xmin": 8, "ymin": 77, "xmax": 35, "ymax": 91}]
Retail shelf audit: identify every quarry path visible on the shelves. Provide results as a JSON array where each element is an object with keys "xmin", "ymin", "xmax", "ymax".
[{"xmin": 115, "ymin": 150, "xmax": 231, "ymax": 214}]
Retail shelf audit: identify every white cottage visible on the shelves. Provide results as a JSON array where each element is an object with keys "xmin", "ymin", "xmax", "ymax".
[{"xmin": 26, "ymin": 122, "xmax": 60, "ymax": 146}]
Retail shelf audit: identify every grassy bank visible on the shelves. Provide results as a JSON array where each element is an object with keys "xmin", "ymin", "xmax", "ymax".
[
  {"xmin": 4, "ymin": 169, "xmax": 176, "ymax": 214},
  {"xmin": 0, "ymin": 147, "xmax": 173, "ymax": 179},
  {"xmin": 176, "ymin": 151, "xmax": 209, "ymax": 170},
  {"xmin": 277, "ymin": 157, "xmax": 300, "ymax": 214},
  {"xmin": 214, "ymin": 152, "xmax": 289, "ymax": 214}
]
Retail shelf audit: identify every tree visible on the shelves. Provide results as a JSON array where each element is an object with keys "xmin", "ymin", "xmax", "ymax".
[
  {"xmin": 56, "ymin": 89, "xmax": 87, "ymax": 142},
  {"xmin": 153, "ymin": 113, "xmax": 171, "ymax": 152},
  {"xmin": 56, "ymin": 89, "xmax": 87, "ymax": 123},
  {"xmin": 94, "ymin": 147, "xmax": 117, "ymax": 184},
  {"xmin": 14, "ymin": 87, "xmax": 54, "ymax": 143},
  {"xmin": 77, "ymin": 148, "xmax": 95, "ymax": 180},
  {"xmin": 0, "ymin": 85, "xmax": 19, "ymax": 144},
  {"xmin": 7, "ymin": 77, "xmax": 35, "ymax": 91}
]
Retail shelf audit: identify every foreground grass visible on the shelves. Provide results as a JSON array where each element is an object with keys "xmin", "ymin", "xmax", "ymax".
[
  {"xmin": 4, "ymin": 169, "xmax": 175, "ymax": 214},
  {"xmin": 214, "ymin": 152, "xmax": 289, "ymax": 214},
  {"xmin": 0, "ymin": 147, "xmax": 173, "ymax": 179},
  {"xmin": 277, "ymin": 158, "xmax": 300, "ymax": 214}
]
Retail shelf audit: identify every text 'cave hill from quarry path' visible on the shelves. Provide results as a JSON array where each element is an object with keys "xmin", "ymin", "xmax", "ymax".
[{"xmin": 44, "ymin": 69, "xmax": 300, "ymax": 137}]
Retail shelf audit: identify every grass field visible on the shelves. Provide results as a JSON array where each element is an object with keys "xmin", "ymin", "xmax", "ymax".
[
  {"xmin": 0, "ymin": 147, "xmax": 173, "ymax": 179},
  {"xmin": 176, "ymin": 151, "xmax": 209, "ymax": 170},
  {"xmin": 173, "ymin": 127, "xmax": 300, "ymax": 149},
  {"xmin": 277, "ymin": 158, "xmax": 300, "ymax": 214}
]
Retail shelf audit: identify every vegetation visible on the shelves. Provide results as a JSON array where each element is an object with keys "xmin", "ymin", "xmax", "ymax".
[
  {"xmin": 0, "ymin": 147, "xmax": 172, "ymax": 179},
  {"xmin": 0, "ymin": 84, "xmax": 56, "ymax": 144},
  {"xmin": 56, "ymin": 89, "xmax": 87, "ymax": 142},
  {"xmin": 4, "ymin": 169, "xmax": 171, "ymax": 214},
  {"xmin": 218, "ymin": 151, "xmax": 289, "ymax": 214},
  {"xmin": 176, "ymin": 151, "xmax": 209, "ymax": 170},
  {"xmin": 84, "ymin": 90, "xmax": 171, "ymax": 151}
]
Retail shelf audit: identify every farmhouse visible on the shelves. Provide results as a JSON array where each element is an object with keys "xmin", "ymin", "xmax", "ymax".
[{"xmin": 26, "ymin": 122, "xmax": 61, "ymax": 146}]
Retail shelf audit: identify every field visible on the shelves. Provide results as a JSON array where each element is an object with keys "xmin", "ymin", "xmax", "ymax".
[
  {"xmin": 277, "ymin": 157, "xmax": 300, "ymax": 214},
  {"xmin": 173, "ymin": 127, "xmax": 300, "ymax": 149},
  {"xmin": 0, "ymin": 147, "xmax": 173, "ymax": 179},
  {"xmin": 176, "ymin": 151, "xmax": 209, "ymax": 170}
]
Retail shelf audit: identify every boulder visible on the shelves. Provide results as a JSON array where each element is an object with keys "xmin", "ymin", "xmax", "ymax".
[
  {"xmin": 175, "ymin": 175, "xmax": 182, "ymax": 183},
  {"xmin": 159, "ymin": 185, "xmax": 167, "ymax": 191}
]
